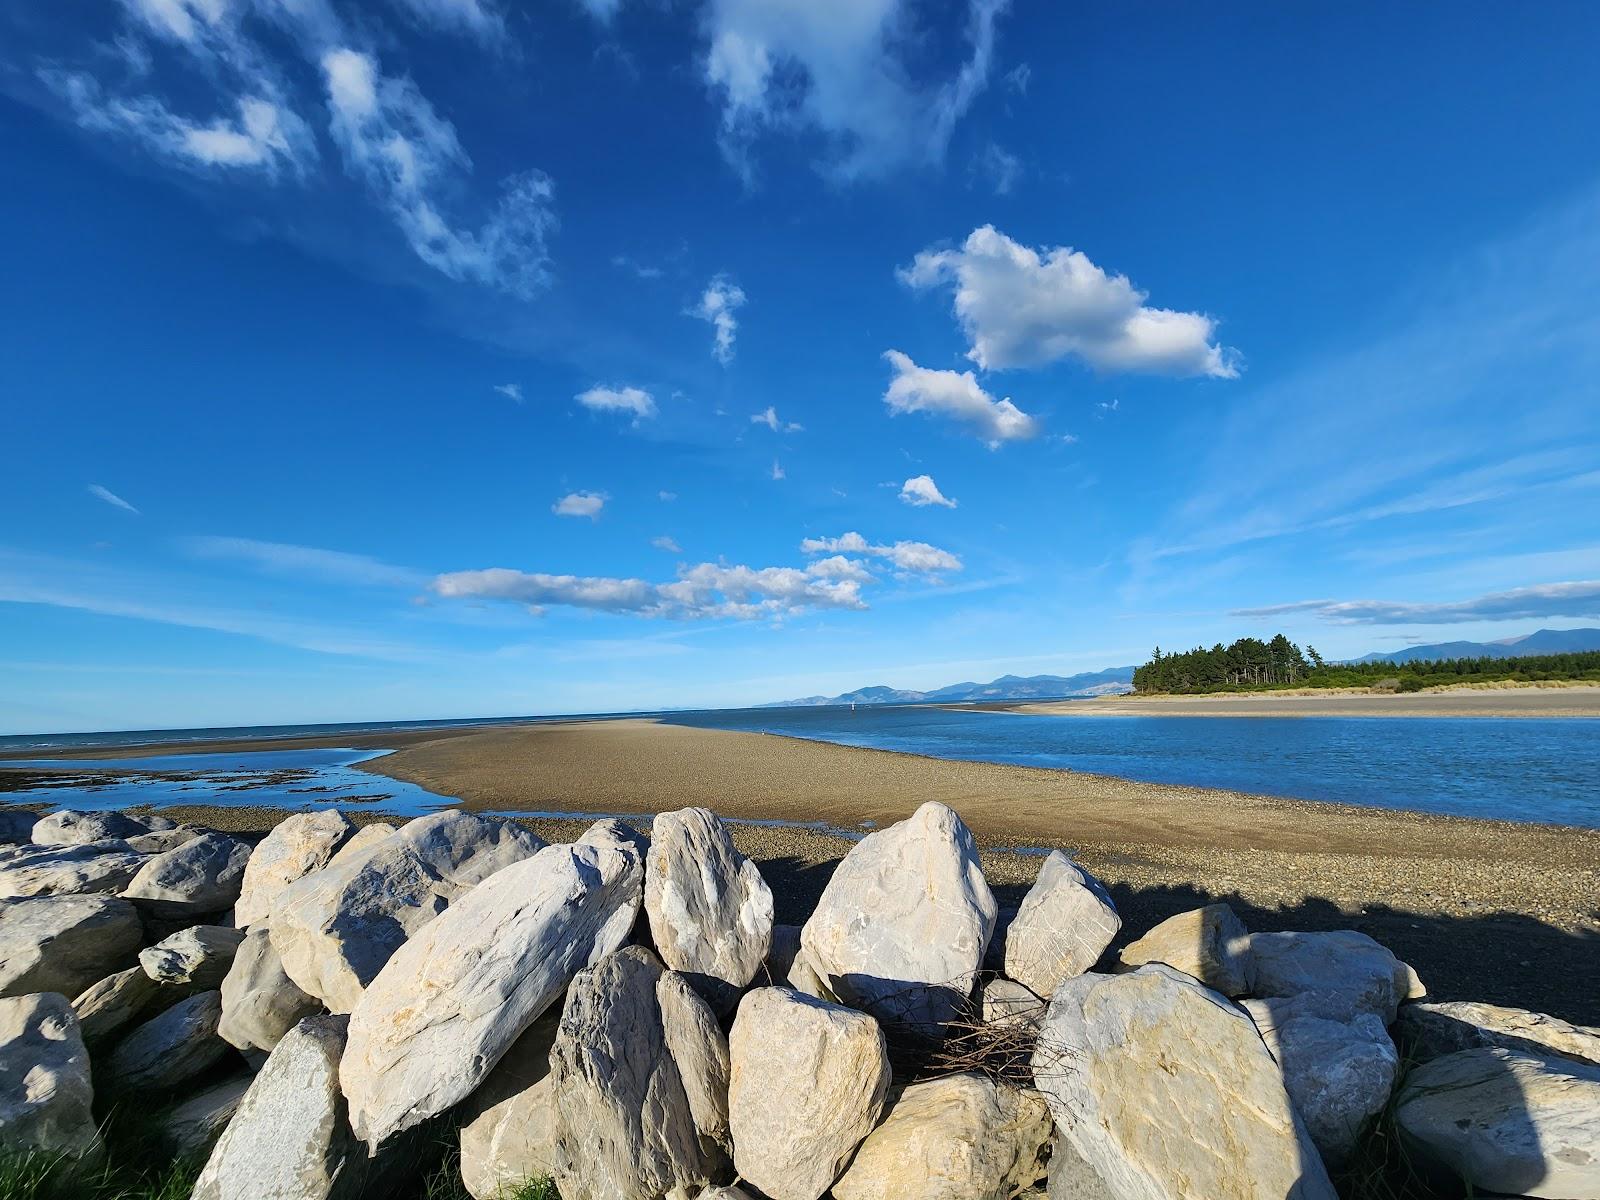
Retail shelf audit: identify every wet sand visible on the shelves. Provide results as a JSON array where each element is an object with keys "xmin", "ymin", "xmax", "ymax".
[
  {"xmin": 8, "ymin": 718, "xmax": 1598, "ymax": 1023},
  {"xmin": 1007, "ymin": 684, "xmax": 1600, "ymax": 719}
]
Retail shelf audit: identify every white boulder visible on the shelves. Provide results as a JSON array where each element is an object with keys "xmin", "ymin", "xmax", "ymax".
[
  {"xmin": 0, "ymin": 841, "xmax": 147, "ymax": 899},
  {"xmin": 123, "ymin": 833, "xmax": 251, "ymax": 917},
  {"xmin": 1396, "ymin": 999, "xmax": 1600, "ymax": 1067},
  {"xmin": 799, "ymin": 802, "xmax": 996, "ymax": 1033},
  {"xmin": 73, "ymin": 966, "xmax": 170, "ymax": 1042},
  {"xmin": 218, "ymin": 926, "xmax": 321, "ymax": 1054},
  {"xmin": 234, "ymin": 810, "xmax": 357, "ymax": 928},
  {"xmin": 1031, "ymin": 964, "xmax": 1336, "ymax": 1200},
  {"xmin": 103, "ymin": 989, "xmax": 228, "ymax": 1092},
  {"xmin": 139, "ymin": 924, "xmax": 246, "ymax": 989},
  {"xmin": 1002, "ymin": 851, "xmax": 1119, "ymax": 996},
  {"xmin": 341, "ymin": 839, "xmax": 640, "ymax": 1147},
  {"xmin": 728, "ymin": 986, "xmax": 890, "ymax": 1200},
  {"xmin": 1249, "ymin": 929, "xmax": 1423, "ymax": 1023},
  {"xmin": 0, "ymin": 895, "xmax": 143, "ymax": 999},
  {"xmin": 160, "ymin": 1073, "xmax": 253, "ymax": 1158},
  {"xmin": 30, "ymin": 809, "xmax": 171, "ymax": 847},
  {"xmin": 458, "ymin": 1011, "xmax": 562, "ymax": 1200},
  {"xmin": 1116, "ymin": 903, "xmax": 1254, "ymax": 996},
  {"xmin": 0, "ymin": 992, "xmax": 97, "ymax": 1157}
]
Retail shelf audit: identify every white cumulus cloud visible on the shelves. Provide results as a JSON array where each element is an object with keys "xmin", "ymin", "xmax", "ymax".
[
  {"xmin": 494, "ymin": 383, "xmax": 522, "ymax": 402},
  {"xmin": 882, "ymin": 350, "xmax": 1038, "ymax": 447},
  {"xmin": 576, "ymin": 385, "xmax": 656, "ymax": 421},
  {"xmin": 899, "ymin": 474, "xmax": 957, "ymax": 508},
  {"xmin": 651, "ymin": 535, "xmax": 682, "ymax": 553},
  {"xmin": 691, "ymin": 276, "xmax": 747, "ymax": 364},
  {"xmin": 800, "ymin": 531, "xmax": 962, "ymax": 574},
  {"xmin": 552, "ymin": 491, "xmax": 607, "ymax": 520},
  {"xmin": 901, "ymin": 225, "xmax": 1238, "ymax": 376}
]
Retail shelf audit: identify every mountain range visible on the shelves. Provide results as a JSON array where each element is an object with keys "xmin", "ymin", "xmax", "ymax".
[{"xmin": 765, "ymin": 628, "xmax": 1600, "ymax": 708}]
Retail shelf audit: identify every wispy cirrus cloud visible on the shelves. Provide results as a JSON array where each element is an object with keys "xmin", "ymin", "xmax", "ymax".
[
  {"xmin": 179, "ymin": 536, "xmax": 426, "ymax": 588},
  {"xmin": 88, "ymin": 484, "xmax": 140, "ymax": 514},
  {"xmin": 1233, "ymin": 580, "xmax": 1600, "ymax": 626}
]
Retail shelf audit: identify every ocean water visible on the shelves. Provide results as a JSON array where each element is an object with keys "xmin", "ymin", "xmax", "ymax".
[{"xmin": 663, "ymin": 706, "xmax": 1600, "ymax": 829}]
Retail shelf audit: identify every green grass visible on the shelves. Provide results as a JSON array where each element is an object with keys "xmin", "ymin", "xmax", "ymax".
[{"xmin": 0, "ymin": 1146, "xmax": 199, "ymax": 1200}]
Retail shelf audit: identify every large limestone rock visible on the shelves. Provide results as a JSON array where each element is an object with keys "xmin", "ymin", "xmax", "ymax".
[
  {"xmin": 103, "ymin": 989, "xmax": 228, "ymax": 1092},
  {"xmin": 1031, "ymin": 964, "xmax": 1336, "ymax": 1200},
  {"xmin": 73, "ymin": 966, "xmax": 170, "ymax": 1042},
  {"xmin": 578, "ymin": 818, "xmax": 650, "ymax": 861},
  {"xmin": 234, "ymin": 810, "xmax": 357, "ymax": 928},
  {"xmin": 981, "ymin": 978, "xmax": 1045, "ymax": 1029},
  {"xmin": 728, "ymin": 986, "xmax": 891, "ymax": 1200},
  {"xmin": 799, "ymin": 802, "xmax": 996, "ymax": 1032},
  {"xmin": 1245, "ymin": 991, "xmax": 1399, "ymax": 1168},
  {"xmin": 342, "ymin": 839, "xmax": 640, "ymax": 1147},
  {"xmin": 644, "ymin": 807, "xmax": 774, "ymax": 1012},
  {"xmin": 832, "ymin": 1072, "xmax": 1052, "ymax": 1200},
  {"xmin": 192, "ymin": 1014, "xmax": 362, "ymax": 1200},
  {"xmin": 1396, "ymin": 1047, "xmax": 1600, "ymax": 1199},
  {"xmin": 161, "ymin": 1073, "xmax": 253, "ymax": 1158},
  {"xmin": 1116, "ymin": 903, "xmax": 1253, "ymax": 997},
  {"xmin": 31, "ymin": 809, "xmax": 171, "ymax": 846},
  {"xmin": 1396, "ymin": 999, "xmax": 1600, "ymax": 1067},
  {"xmin": 140, "ymin": 925, "xmax": 246, "ymax": 989},
  {"xmin": 0, "ymin": 992, "xmax": 97, "ymax": 1157},
  {"xmin": 657, "ymin": 970, "xmax": 732, "ymax": 1152},
  {"xmin": 0, "ymin": 841, "xmax": 148, "ymax": 899},
  {"xmin": 0, "ymin": 895, "xmax": 143, "ymax": 999},
  {"xmin": 547, "ymin": 947, "xmax": 725, "ymax": 1200},
  {"xmin": 459, "ymin": 1011, "xmax": 562, "ymax": 1200},
  {"xmin": 123, "ymin": 833, "xmax": 251, "ymax": 917},
  {"xmin": 218, "ymin": 926, "xmax": 321, "ymax": 1054},
  {"xmin": 1046, "ymin": 1133, "xmax": 1116, "ymax": 1200},
  {"xmin": 269, "ymin": 811, "xmax": 545, "ymax": 1013},
  {"xmin": 1249, "ymin": 929, "xmax": 1423, "ymax": 1023},
  {"xmin": 125, "ymin": 827, "xmax": 205, "ymax": 855},
  {"xmin": 1002, "ymin": 852, "xmax": 1119, "ymax": 997}
]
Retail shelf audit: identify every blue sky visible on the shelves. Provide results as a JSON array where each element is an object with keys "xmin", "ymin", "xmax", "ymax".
[{"xmin": 4, "ymin": 1, "xmax": 1600, "ymax": 732}]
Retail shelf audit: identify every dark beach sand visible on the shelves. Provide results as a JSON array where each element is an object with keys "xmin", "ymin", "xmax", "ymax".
[{"xmin": 8, "ymin": 718, "xmax": 1598, "ymax": 1023}]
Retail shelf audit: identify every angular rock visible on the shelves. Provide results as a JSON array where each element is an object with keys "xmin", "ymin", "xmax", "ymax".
[
  {"xmin": 728, "ymin": 986, "xmax": 891, "ymax": 1200},
  {"xmin": 981, "ymin": 978, "xmax": 1045, "ymax": 1029},
  {"xmin": 325, "ymin": 822, "xmax": 396, "ymax": 866},
  {"xmin": 1249, "ymin": 929, "xmax": 1423, "ymax": 1023},
  {"xmin": 0, "ymin": 992, "xmax": 97, "ymax": 1157},
  {"xmin": 234, "ymin": 810, "xmax": 357, "ymax": 928},
  {"xmin": 140, "ymin": 925, "xmax": 246, "ymax": 989},
  {"xmin": 125, "ymin": 827, "xmax": 206, "ymax": 854},
  {"xmin": 762, "ymin": 923, "xmax": 802, "ymax": 985},
  {"xmin": 1031, "ymin": 965, "xmax": 1336, "ymax": 1200},
  {"xmin": 645, "ymin": 807, "xmax": 774, "ymax": 1013},
  {"xmin": 657, "ymin": 970, "xmax": 732, "ymax": 1151},
  {"xmin": 785, "ymin": 948, "xmax": 840, "ymax": 1004},
  {"xmin": 161, "ymin": 1073, "xmax": 253, "ymax": 1159},
  {"xmin": 0, "ymin": 809, "xmax": 37, "ymax": 844},
  {"xmin": 548, "ymin": 947, "xmax": 725, "ymax": 1200},
  {"xmin": 31, "ymin": 809, "xmax": 171, "ymax": 847},
  {"xmin": 192, "ymin": 1014, "xmax": 362, "ymax": 1200},
  {"xmin": 122, "ymin": 833, "xmax": 251, "ymax": 917},
  {"xmin": 104, "ymin": 989, "xmax": 228, "ymax": 1092},
  {"xmin": 1046, "ymin": 1133, "xmax": 1116, "ymax": 1200},
  {"xmin": 269, "ymin": 811, "xmax": 545, "ymax": 1013},
  {"xmin": 1245, "ymin": 992, "xmax": 1399, "ymax": 1168},
  {"xmin": 1396, "ymin": 999, "xmax": 1600, "ymax": 1067},
  {"xmin": 832, "ymin": 1072, "xmax": 1052, "ymax": 1200},
  {"xmin": 73, "ymin": 966, "xmax": 165, "ymax": 1042},
  {"xmin": 459, "ymin": 1011, "xmax": 562, "ymax": 1200},
  {"xmin": 1003, "ymin": 851, "xmax": 1119, "ymax": 997},
  {"xmin": 342, "ymin": 840, "xmax": 640, "ymax": 1146},
  {"xmin": 0, "ymin": 895, "xmax": 143, "ymax": 999},
  {"xmin": 799, "ymin": 802, "xmax": 996, "ymax": 1032},
  {"xmin": 1396, "ymin": 1047, "xmax": 1600, "ymax": 1199},
  {"xmin": 1117, "ymin": 903, "xmax": 1254, "ymax": 997},
  {"xmin": 578, "ymin": 818, "xmax": 650, "ymax": 861},
  {"xmin": 0, "ymin": 841, "xmax": 147, "ymax": 899},
  {"xmin": 218, "ymin": 926, "xmax": 321, "ymax": 1054}
]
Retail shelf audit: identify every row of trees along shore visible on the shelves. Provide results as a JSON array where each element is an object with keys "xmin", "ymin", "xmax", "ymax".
[{"xmin": 1131, "ymin": 637, "xmax": 1600, "ymax": 694}]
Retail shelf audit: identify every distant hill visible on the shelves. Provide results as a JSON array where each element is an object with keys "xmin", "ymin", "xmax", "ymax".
[
  {"xmin": 1352, "ymin": 628, "xmax": 1600, "ymax": 664},
  {"xmin": 764, "ymin": 667, "xmax": 1135, "ymax": 708}
]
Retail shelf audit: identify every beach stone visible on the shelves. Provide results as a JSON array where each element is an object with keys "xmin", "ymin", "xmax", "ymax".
[
  {"xmin": 140, "ymin": 924, "xmax": 246, "ymax": 989},
  {"xmin": 31, "ymin": 809, "xmax": 172, "ymax": 846},
  {"xmin": 458, "ymin": 1011, "xmax": 562, "ymax": 1200},
  {"xmin": 657, "ymin": 969, "xmax": 733, "ymax": 1150},
  {"xmin": 728, "ymin": 986, "xmax": 891, "ymax": 1200},
  {"xmin": 123, "ymin": 832, "xmax": 251, "ymax": 917},
  {"xmin": 785, "ymin": 947, "xmax": 840, "ymax": 1003},
  {"xmin": 0, "ymin": 894, "xmax": 143, "ymax": 999},
  {"xmin": 1003, "ymin": 851, "xmax": 1119, "ymax": 997},
  {"xmin": 160, "ymin": 1073, "xmax": 252, "ymax": 1158},
  {"xmin": 0, "ymin": 841, "xmax": 148, "ymax": 899},
  {"xmin": 1031, "ymin": 964, "xmax": 1336, "ymax": 1200},
  {"xmin": 1046, "ymin": 1133, "xmax": 1117, "ymax": 1200},
  {"xmin": 578, "ymin": 817, "xmax": 650, "ymax": 861},
  {"xmin": 645, "ymin": 807, "xmax": 774, "ymax": 1013},
  {"xmin": 72, "ymin": 966, "xmax": 171, "ymax": 1042},
  {"xmin": 981, "ymin": 977, "xmax": 1045, "ymax": 1028},
  {"xmin": 342, "ymin": 839, "xmax": 640, "ymax": 1147},
  {"xmin": 0, "ymin": 992, "xmax": 97, "ymax": 1157},
  {"xmin": 270, "ymin": 811, "xmax": 546, "ymax": 1013},
  {"xmin": 762, "ymin": 923, "xmax": 802, "ymax": 984},
  {"xmin": 832, "ymin": 1072, "xmax": 1052, "ymax": 1200},
  {"xmin": 0, "ymin": 810, "xmax": 37, "ymax": 844},
  {"xmin": 234, "ymin": 810, "xmax": 357, "ymax": 928},
  {"xmin": 192, "ymin": 1014, "xmax": 362, "ymax": 1200},
  {"xmin": 325, "ymin": 822, "xmax": 396, "ymax": 866},
  {"xmin": 1245, "ymin": 993, "xmax": 1399, "ymax": 1168},
  {"xmin": 125, "ymin": 827, "xmax": 206, "ymax": 854},
  {"xmin": 800, "ymin": 801, "xmax": 997, "ymax": 1033},
  {"xmin": 218, "ymin": 926, "xmax": 321, "ymax": 1054},
  {"xmin": 103, "ymin": 989, "xmax": 228, "ymax": 1092},
  {"xmin": 1116, "ymin": 903, "xmax": 1254, "ymax": 996},
  {"xmin": 548, "ymin": 946, "xmax": 725, "ymax": 1200},
  {"xmin": 1396, "ymin": 1047, "xmax": 1600, "ymax": 1199},
  {"xmin": 1396, "ymin": 999, "xmax": 1600, "ymax": 1067},
  {"xmin": 1249, "ymin": 929, "xmax": 1423, "ymax": 1023}
]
